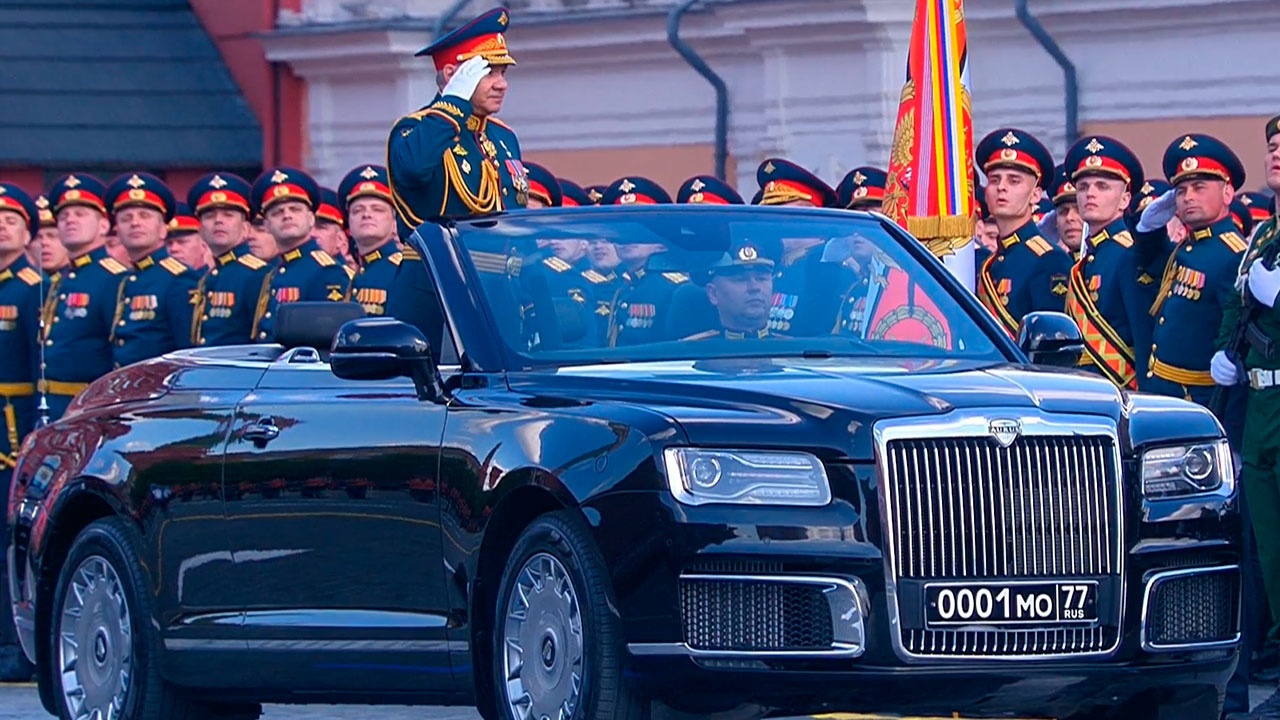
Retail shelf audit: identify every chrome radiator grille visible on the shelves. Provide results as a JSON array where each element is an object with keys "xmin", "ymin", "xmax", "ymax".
[{"xmin": 883, "ymin": 435, "xmax": 1118, "ymax": 580}]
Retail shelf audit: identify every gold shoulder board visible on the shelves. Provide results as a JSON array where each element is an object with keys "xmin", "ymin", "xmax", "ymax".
[
  {"xmin": 17, "ymin": 267, "xmax": 41, "ymax": 286},
  {"xmin": 100, "ymin": 257, "xmax": 128, "ymax": 275},
  {"xmin": 311, "ymin": 250, "xmax": 336, "ymax": 267}
]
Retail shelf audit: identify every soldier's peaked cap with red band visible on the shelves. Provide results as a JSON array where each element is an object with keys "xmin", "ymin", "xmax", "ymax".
[
  {"xmin": 836, "ymin": 166, "xmax": 887, "ymax": 210},
  {"xmin": 338, "ymin": 165, "xmax": 393, "ymax": 210},
  {"xmin": 106, "ymin": 172, "xmax": 176, "ymax": 221},
  {"xmin": 558, "ymin": 179, "xmax": 592, "ymax": 207},
  {"xmin": 188, "ymin": 172, "xmax": 252, "ymax": 217},
  {"xmin": 756, "ymin": 158, "xmax": 837, "ymax": 208},
  {"xmin": 677, "ymin": 175, "xmax": 744, "ymax": 205},
  {"xmin": 601, "ymin": 177, "xmax": 672, "ymax": 206},
  {"xmin": 523, "ymin": 162, "xmax": 563, "ymax": 207},
  {"xmin": 416, "ymin": 8, "xmax": 516, "ymax": 71},
  {"xmin": 1162, "ymin": 134, "xmax": 1245, "ymax": 190},
  {"xmin": 47, "ymin": 173, "xmax": 108, "ymax": 215},
  {"xmin": 0, "ymin": 183, "xmax": 40, "ymax": 237},
  {"xmin": 251, "ymin": 167, "xmax": 320, "ymax": 217},
  {"xmin": 976, "ymin": 128, "xmax": 1055, "ymax": 190},
  {"xmin": 1064, "ymin": 135, "xmax": 1144, "ymax": 191}
]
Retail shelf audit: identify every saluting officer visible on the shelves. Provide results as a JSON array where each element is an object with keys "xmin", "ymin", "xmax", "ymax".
[
  {"xmin": 40, "ymin": 174, "xmax": 128, "ymax": 420},
  {"xmin": 974, "ymin": 128, "xmax": 1073, "ymax": 336},
  {"xmin": 755, "ymin": 158, "xmax": 841, "ymax": 334},
  {"xmin": 188, "ymin": 173, "xmax": 270, "ymax": 346},
  {"xmin": 250, "ymin": 168, "xmax": 354, "ymax": 342},
  {"xmin": 1210, "ymin": 116, "xmax": 1280, "ymax": 717},
  {"xmin": 1136, "ymin": 134, "xmax": 1250, "ymax": 404},
  {"xmin": 387, "ymin": 8, "xmax": 528, "ymax": 233},
  {"xmin": 339, "ymin": 165, "xmax": 401, "ymax": 317},
  {"xmin": 104, "ymin": 173, "xmax": 200, "ymax": 369},
  {"xmin": 1061, "ymin": 136, "xmax": 1157, "ymax": 390},
  {"xmin": 599, "ymin": 177, "xmax": 690, "ymax": 346},
  {"xmin": 835, "ymin": 166, "xmax": 887, "ymax": 212}
]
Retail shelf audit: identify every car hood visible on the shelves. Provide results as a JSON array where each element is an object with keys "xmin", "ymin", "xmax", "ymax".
[{"xmin": 511, "ymin": 357, "xmax": 1125, "ymax": 459}]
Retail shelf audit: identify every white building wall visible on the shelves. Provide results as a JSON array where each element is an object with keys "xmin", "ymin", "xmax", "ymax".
[{"xmin": 267, "ymin": 0, "xmax": 1280, "ymax": 195}]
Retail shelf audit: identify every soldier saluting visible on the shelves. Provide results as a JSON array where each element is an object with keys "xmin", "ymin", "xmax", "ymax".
[{"xmin": 387, "ymin": 7, "xmax": 527, "ymax": 232}]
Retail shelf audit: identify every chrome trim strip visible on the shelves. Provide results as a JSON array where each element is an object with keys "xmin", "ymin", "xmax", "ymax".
[
  {"xmin": 164, "ymin": 638, "xmax": 467, "ymax": 652},
  {"xmin": 873, "ymin": 410, "xmax": 1125, "ymax": 662},
  {"xmin": 638, "ymin": 573, "xmax": 867, "ymax": 659},
  {"xmin": 1140, "ymin": 565, "xmax": 1241, "ymax": 653}
]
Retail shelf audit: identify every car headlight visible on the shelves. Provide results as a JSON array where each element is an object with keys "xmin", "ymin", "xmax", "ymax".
[
  {"xmin": 1141, "ymin": 440, "xmax": 1234, "ymax": 498},
  {"xmin": 662, "ymin": 448, "xmax": 831, "ymax": 506}
]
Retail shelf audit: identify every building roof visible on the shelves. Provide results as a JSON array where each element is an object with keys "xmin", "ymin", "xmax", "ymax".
[{"xmin": 0, "ymin": 0, "xmax": 261, "ymax": 169}]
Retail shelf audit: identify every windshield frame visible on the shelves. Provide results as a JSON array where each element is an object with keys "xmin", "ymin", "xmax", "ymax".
[{"xmin": 439, "ymin": 205, "xmax": 1023, "ymax": 373}]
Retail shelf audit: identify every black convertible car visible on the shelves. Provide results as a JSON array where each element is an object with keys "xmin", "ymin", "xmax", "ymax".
[{"xmin": 9, "ymin": 206, "xmax": 1240, "ymax": 720}]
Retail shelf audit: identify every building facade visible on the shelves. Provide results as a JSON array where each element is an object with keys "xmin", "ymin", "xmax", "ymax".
[{"xmin": 267, "ymin": 0, "xmax": 1280, "ymax": 197}]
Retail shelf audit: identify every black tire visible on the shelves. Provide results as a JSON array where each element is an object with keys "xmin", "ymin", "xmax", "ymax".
[
  {"xmin": 491, "ymin": 510, "xmax": 647, "ymax": 720},
  {"xmin": 49, "ymin": 517, "xmax": 211, "ymax": 720}
]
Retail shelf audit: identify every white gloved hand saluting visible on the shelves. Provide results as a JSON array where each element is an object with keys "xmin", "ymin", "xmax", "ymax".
[
  {"xmin": 441, "ymin": 56, "xmax": 491, "ymax": 103},
  {"xmin": 1136, "ymin": 189, "xmax": 1177, "ymax": 233},
  {"xmin": 1036, "ymin": 209, "xmax": 1060, "ymax": 244},
  {"xmin": 1248, "ymin": 263, "xmax": 1280, "ymax": 308},
  {"xmin": 1210, "ymin": 350, "xmax": 1239, "ymax": 386}
]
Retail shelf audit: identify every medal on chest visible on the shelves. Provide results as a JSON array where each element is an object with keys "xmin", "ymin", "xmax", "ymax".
[
  {"xmin": 127, "ymin": 295, "xmax": 158, "ymax": 321},
  {"xmin": 0, "ymin": 305, "xmax": 16, "ymax": 331}
]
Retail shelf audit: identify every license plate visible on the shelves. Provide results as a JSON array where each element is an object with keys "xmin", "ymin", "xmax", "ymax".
[{"xmin": 924, "ymin": 581, "xmax": 1098, "ymax": 627}]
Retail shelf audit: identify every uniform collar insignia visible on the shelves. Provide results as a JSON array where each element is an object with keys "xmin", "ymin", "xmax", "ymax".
[
  {"xmin": 72, "ymin": 254, "xmax": 93, "ymax": 268},
  {"xmin": 283, "ymin": 248, "xmax": 303, "ymax": 262},
  {"xmin": 217, "ymin": 250, "xmax": 237, "ymax": 266}
]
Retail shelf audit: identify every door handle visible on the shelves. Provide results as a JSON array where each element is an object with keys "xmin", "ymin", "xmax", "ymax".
[{"xmin": 243, "ymin": 418, "xmax": 281, "ymax": 445}]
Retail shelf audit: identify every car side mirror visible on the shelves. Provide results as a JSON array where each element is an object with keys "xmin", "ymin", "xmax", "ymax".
[
  {"xmin": 330, "ymin": 318, "xmax": 446, "ymax": 401},
  {"xmin": 1017, "ymin": 311, "xmax": 1086, "ymax": 367}
]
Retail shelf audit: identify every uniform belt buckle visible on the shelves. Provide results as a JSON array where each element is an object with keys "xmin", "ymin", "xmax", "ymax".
[{"xmin": 1252, "ymin": 369, "xmax": 1276, "ymax": 390}]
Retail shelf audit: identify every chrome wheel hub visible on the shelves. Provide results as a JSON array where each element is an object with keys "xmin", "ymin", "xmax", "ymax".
[
  {"xmin": 58, "ymin": 555, "xmax": 132, "ymax": 720},
  {"xmin": 501, "ymin": 552, "xmax": 585, "ymax": 720}
]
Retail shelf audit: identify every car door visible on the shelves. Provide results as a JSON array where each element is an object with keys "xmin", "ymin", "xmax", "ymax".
[{"xmin": 219, "ymin": 348, "xmax": 453, "ymax": 693}]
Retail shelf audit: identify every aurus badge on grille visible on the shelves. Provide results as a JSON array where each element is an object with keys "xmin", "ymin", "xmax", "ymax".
[{"xmin": 988, "ymin": 419, "xmax": 1022, "ymax": 447}]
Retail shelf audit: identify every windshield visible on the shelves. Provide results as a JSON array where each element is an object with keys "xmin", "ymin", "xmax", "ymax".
[{"xmin": 452, "ymin": 207, "xmax": 1006, "ymax": 366}]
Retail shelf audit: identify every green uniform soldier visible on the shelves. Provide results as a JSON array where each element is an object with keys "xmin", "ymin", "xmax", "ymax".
[{"xmin": 1213, "ymin": 114, "xmax": 1280, "ymax": 661}]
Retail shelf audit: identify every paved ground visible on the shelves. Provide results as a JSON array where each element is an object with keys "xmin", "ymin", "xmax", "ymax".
[{"xmin": 0, "ymin": 683, "xmax": 1271, "ymax": 719}]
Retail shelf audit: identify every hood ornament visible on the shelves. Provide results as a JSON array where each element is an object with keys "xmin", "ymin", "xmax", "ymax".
[{"xmin": 988, "ymin": 418, "xmax": 1022, "ymax": 448}]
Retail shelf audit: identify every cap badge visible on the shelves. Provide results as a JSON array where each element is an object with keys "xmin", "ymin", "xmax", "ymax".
[
  {"xmin": 853, "ymin": 171, "xmax": 867, "ymax": 185},
  {"xmin": 127, "ymin": 174, "xmax": 146, "ymax": 189},
  {"xmin": 1063, "ymin": 182, "xmax": 1076, "ymax": 194},
  {"xmin": 360, "ymin": 166, "xmax": 379, "ymax": 179},
  {"xmin": 128, "ymin": 189, "xmax": 147, "ymax": 201},
  {"xmin": 210, "ymin": 191, "xmax": 227, "ymax": 203},
  {"xmin": 690, "ymin": 179, "xmax": 706, "ymax": 192},
  {"xmin": 65, "ymin": 190, "xmax": 82, "ymax": 201},
  {"xmin": 1140, "ymin": 181, "xmax": 1154, "ymax": 194},
  {"xmin": 209, "ymin": 175, "xmax": 229, "ymax": 189},
  {"xmin": 499, "ymin": 10, "xmax": 508, "ymax": 26},
  {"xmin": 763, "ymin": 161, "xmax": 776, "ymax": 174},
  {"xmin": 1181, "ymin": 157, "xmax": 1199, "ymax": 172},
  {"xmin": 270, "ymin": 170, "xmax": 290, "ymax": 184},
  {"xmin": 1179, "ymin": 136, "xmax": 1199, "ymax": 151},
  {"xmin": 1085, "ymin": 155, "xmax": 1103, "ymax": 168},
  {"xmin": 272, "ymin": 186, "xmax": 291, "ymax": 199},
  {"xmin": 358, "ymin": 181, "xmax": 375, "ymax": 192},
  {"xmin": 1085, "ymin": 138, "xmax": 1105, "ymax": 154},
  {"xmin": 0, "ymin": 187, "xmax": 5, "ymax": 196},
  {"xmin": 35, "ymin": 196, "xmax": 48, "ymax": 209},
  {"xmin": 1000, "ymin": 131, "xmax": 1020, "ymax": 147},
  {"xmin": 64, "ymin": 175, "xmax": 81, "ymax": 188},
  {"xmin": 619, "ymin": 179, "xmax": 636, "ymax": 193},
  {"xmin": 688, "ymin": 193, "xmax": 705, "ymax": 203},
  {"xmin": 853, "ymin": 186, "xmax": 868, "ymax": 199},
  {"xmin": 1242, "ymin": 195, "xmax": 1254, "ymax": 206},
  {"xmin": 738, "ymin": 245, "xmax": 759, "ymax": 261},
  {"xmin": 1000, "ymin": 148, "xmax": 1018, "ymax": 161}
]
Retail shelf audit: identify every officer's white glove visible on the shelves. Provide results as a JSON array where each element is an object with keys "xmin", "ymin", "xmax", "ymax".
[
  {"xmin": 441, "ymin": 56, "xmax": 491, "ymax": 103},
  {"xmin": 1036, "ymin": 209, "xmax": 1060, "ymax": 243},
  {"xmin": 1136, "ymin": 189, "xmax": 1177, "ymax": 232},
  {"xmin": 1210, "ymin": 350, "xmax": 1239, "ymax": 386},
  {"xmin": 1248, "ymin": 263, "xmax": 1280, "ymax": 308}
]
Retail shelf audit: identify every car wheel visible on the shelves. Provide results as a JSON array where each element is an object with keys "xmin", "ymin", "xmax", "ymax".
[
  {"xmin": 50, "ymin": 517, "xmax": 210, "ymax": 720},
  {"xmin": 493, "ymin": 511, "xmax": 647, "ymax": 720}
]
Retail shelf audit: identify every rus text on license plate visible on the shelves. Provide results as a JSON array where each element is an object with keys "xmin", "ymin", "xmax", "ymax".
[{"xmin": 924, "ymin": 581, "xmax": 1098, "ymax": 627}]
